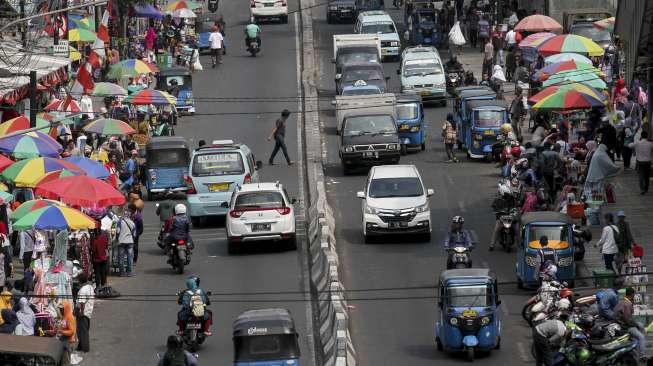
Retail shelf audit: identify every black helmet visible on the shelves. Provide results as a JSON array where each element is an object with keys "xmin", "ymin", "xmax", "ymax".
[
  {"xmin": 281, "ymin": 109, "xmax": 291, "ymax": 117},
  {"xmin": 577, "ymin": 314, "xmax": 594, "ymax": 330},
  {"xmin": 166, "ymin": 335, "xmax": 182, "ymax": 350}
]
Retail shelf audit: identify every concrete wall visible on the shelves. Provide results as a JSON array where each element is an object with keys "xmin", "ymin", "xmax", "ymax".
[{"xmin": 547, "ymin": 0, "xmax": 617, "ymax": 24}]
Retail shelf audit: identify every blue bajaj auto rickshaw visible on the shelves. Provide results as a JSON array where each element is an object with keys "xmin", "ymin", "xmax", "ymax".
[
  {"xmin": 396, "ymin": 94, "xmax": 426, "ymax": 153},
  {"xmin": 409, "ymin": 4, "xmax": 440, "ymax": 47},
  {"xmin": 452, "ymin": 86, "xmax": 495, "ymax": 147},
  {"xmin": 516, "ymin": 212, "xmax": 575, "ymax": 289},
  {"xmin": 156, "ymin": 66, "xmax": 195, "ymax": 115},
  {"xmin": 233, "ymin": 308, "xmax": 300, "ymax": 366},
  {"xmin": 463, "ymin": 100, "xmax": 507, "ymax": 159},
  {"xmin": 436, "ymin": 269, "xmax": 501, "ymax": 361},
  {"xmin": 144, "ymin": 137, "xmax": 190, "ymax": 200}
]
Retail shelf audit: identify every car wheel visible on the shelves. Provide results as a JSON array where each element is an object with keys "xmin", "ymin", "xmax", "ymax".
[
  {"xmin": 517, "ymin": 277, "xmax": 524, "ymax": 289},
  {"xmin": 281, "ymin": 15, "xmax": 288, "ymax": 23},
  {"xmin": 400, "ymin": 144, "xmax": 407, "ymax": 155},
  {"xmin": 495, "ymin": 336, "xmax": 501, "ymax": 350},
  {"xmin": 191, "ymin": 217, "xmax": 201, "ymax": 227},
  {"xmin": 145, "ymin": 189, "xmax": 153, "ymax": 201},
  {"xmin": 342, "ymin": 162, "xmax": 352, "ymax": 175},
  {"xmin": 419, "ymin": 232, "xmax": 431, "ymax": 242},
  {"xmin": 227, "ymin": 239, "xmax": 240, "ymax": 255},
  {"xmin": 364, "ymin": 233, "xmax": 374, "ymax": 244},
  {"xmin": 436, "ymin": 337, "xmax": 443, "ymax": 351},
  {"xmin": 327, "ymin": 14, "xmax": 333, "ymax": 24},
  {"xmin": 421, "ymin": 141, "xmax": 426, "ymax": 151}
]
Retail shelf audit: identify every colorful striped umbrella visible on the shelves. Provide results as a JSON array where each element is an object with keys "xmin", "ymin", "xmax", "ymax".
[
  {"xmin": 0, "ymin": 155, "xmax": 13, "ymax": 172},
  {"xmin": 44, "ymin": 98, "xmax": 82, "ymax": 113},
  {"xmin": 64, "ymin": 156, "xmax": 110, "ymax": 178},
  {"xmin": 92, "ymin": 82, "xmax": 127, "ymax": 97},
  {"xmin": 542, "ymin": 70, "xmax": 607, "ymax": 90},
  {"xmin": 68, "ymin": 28, "xmax": 96, "ymax": 42},
  {"xmin": 165, "ymin": 0, "xmax": 202, "ymax": 11},
  {"xmin": 35, "ymin": 169, "xmax": 82, "ymax": 185},
  {"xmin": 594, "ymin": 17, "xmax": 615, "ymax": 32},
  {"xmin": 514, "ymin": 15, "xmax": 562, "ymax": 33},
  {"xmin": 171, "ymin": 8, "xmax": 196, "ymax": 18},
  {"xmin": 35, "ymin": 175, "xmax": 126, "ymax": 208},
  {"xmin": 13, "ymin": 205, "xmax": 96, "ymax": 230},
  {"xmin": 531, "ymin": 88, "xmax": 606, "ymax": 111},
  {"xmin": 538, "ymin": 34, "xmax": 605, "ymax": 57},
  {"xmin": 0, "ymin": 131, "xmax": 63, "ymax": 159},
  {"xmin": 528, "ymin": 83, "xmax": 606, "ymax": 105},
  {"xmin": 0, "ymin": 116, "xmax": 29, "ymax": 135},
  {"xmin": 519, "ymin": 32, "xmax": 556, "ymax": 49},
  {"xmin": 533, "ymin": 60, "xmax": 603, "ymax": 82},
  {"xmin": 124, "ymin": 89, "xmax": 177, "ymax": 105},
  {"xmin": 82, "ymin": 118, "xmax": 136, "ymax": 135},
  {"xmin": 1, "ymin": 157, "xmax": 84, "ymax": 187},
  {"xmin": 11, "ymin": 199, "xmax": 62, "ymax": 222},
  {"xmin": 544, "ymin": 53, "xmax": 593, "ymax": 66},
  {"xmin": 107, "ymin": 59, "xmax": 159, "ymax": 79}
]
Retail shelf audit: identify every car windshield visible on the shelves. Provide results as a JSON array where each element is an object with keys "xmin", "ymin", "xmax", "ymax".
[
  {"xmin": 361, "ymin": 22, "xmax": 396, "ymax": 34},
  {"xmin": 474, "ymin": 110, "xmax": 503, "ymax": 128},
  {"xmin": 528, "ymin": 225, "xmax": 570, "ymax": 249},
  {"xmin": 396, "ymin": 103, "xmax": 419, "ymax": 120},
  {"xmin": 342, "ymin": 88, "xmax": 381, "ymax": 96},
  {"xmin": 404, "ymin": 61, "xmax": 442, "ymax": 77},
  {"xmin": 339, "ymin": 50, "xmax": 379, "ymax": 65},
  {"xmin": 235, "ymin": 191, "xmax": 284, "ymax": 210},
  {"xmin": 234, "ymin": 335, "xmax": 300, "ymax": 362},
  {"xmin": 192, "ymin": 152, "xmax": 244, "ymax": 176},
  {"xmin": 147, "ymin": 148, "xmax": 189, "ymax": 167},
  {"xmin": 343, "ymin": 115, "xmax": 396, "ymax": 136},
  {"xmin": 571, "ymin": 25, "xmax": 611, "ymax": 42},
  {"xmin": 447, "ymin": 285, "xmax": 489, "ymax": 307},
  {"xmin": 368, "ymin": 177, "xmax": 423, "ymax": 198},
  {"xmin": 344, "ymin": 68, "xmax": 383, "ymax": 81}
]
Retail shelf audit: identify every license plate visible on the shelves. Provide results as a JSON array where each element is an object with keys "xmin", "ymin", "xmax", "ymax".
[
  {"xmin": 252, "ymin": 223, "xmax": 271, "ymax": 232},
  {"xmin": 341, "ymin": 9, "xmax": 350, "ymax": 12},
  {"xmin": 419, "ymin": 91, "xmax": 431, "ymax": 96},
  {"xmin": 462, "ymin": 309, "xmax": 477, "ymax": 317},
  {"xmin": 208, "ymin": 183, "xmax": 230, "ymax": 192},
  {"xmin": 389, "ymin": 222, "xmax": 408, "ymax": 228},
  {"xmin": 264, "ymin": 3, "xmax": 274, "ymax": 6},
  {"xmin": 381, "ymin": 49, "xmax": 389, "ymax": 55},
  {"xmin": 187, "ymin": 323, "xmax": 202, "ymax": 329},
  {"xmin": 424, "ymin": 38, "xmax": 431, "ymax": 43},
  {"xmin": 399, "ymin": 124, "xmax": 410, "ymax": 131},
  {"xmin": 363, "ymin": 151, "xmax": 379, "ymax": 158},
  {"xmin": 483, "ymin": 130, "xmax": 495, "ymax": 136}
]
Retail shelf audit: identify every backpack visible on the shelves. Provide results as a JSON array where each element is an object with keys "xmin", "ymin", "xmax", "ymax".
[
  {"xmin": 611, "ymin": 225, "xmax": 626, "ymax": 251},
  {"xmin": 189, "ymin": 290, "xmax": 205, "ymax": 318}
]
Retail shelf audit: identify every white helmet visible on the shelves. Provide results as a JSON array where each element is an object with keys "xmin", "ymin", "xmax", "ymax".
[
  {"xmin": 556, "ymin": 298, "xmax": 571, "ymax": 310},
  {"xmin": 498, "ymin": 182, "xmax": 511, "ymax": 196},
  {"xmin": 174, "ymin": 203, "xmax": 187, "ymax": 215}
]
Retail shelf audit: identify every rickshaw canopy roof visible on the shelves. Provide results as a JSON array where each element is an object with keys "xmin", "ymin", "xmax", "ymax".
[
  {"xmin": 146, "ymin": 136, "xmax": 190, "ymax": 150},
  {"xmin": 233, "ymin": 308, "xmax": 297, "ymax": 337},
  {"xmin": 0, "ymin": 333, "xmax": 64, "ymax": 360},
  {"xmin": 520, "ymin": 211, "xmax": 573, "ymax": 226},
  {"xmin": 158, "ymin": 66, "xmax": 193, "ymax": 77},
  {"xmin": 396, "ymin": 93, "xmax": 423, "ymax": 104},
  {"xmin": 457, "ymin": 88, "xmax": 495, "ymax": 101},
  {"xmin": 439, "ymin": 268, "xmax": 496, "ymax": 285},
  {"xmin": 454, "ymin": 86, "xmax": 493, "ymax": 97},
  {"xmin": 465, "ymin": 99, "xmax": 508, "ymax": 110}
]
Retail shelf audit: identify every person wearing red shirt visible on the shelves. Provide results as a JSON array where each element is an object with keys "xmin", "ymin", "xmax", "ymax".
[
  {"xmin": 104, "ymin": 153, "xmax": 118, "ymax": 189},
  {"xmin": 91, "ymin": 229, "xmax": 109, "ymax": 288}
]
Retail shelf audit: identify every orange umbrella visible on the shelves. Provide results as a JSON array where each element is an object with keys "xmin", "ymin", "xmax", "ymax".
[{"xmin": 514, "ymin": 14, "xmax": 562, "ymax": 33}]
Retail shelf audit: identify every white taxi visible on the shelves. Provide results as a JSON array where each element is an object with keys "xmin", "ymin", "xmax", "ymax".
[{"xmin": 250, "ymin": 0, "xmax": 288, "ymax": 23}]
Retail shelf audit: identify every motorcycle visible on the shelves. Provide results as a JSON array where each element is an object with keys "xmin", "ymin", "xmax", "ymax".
[
  {"xmin": 247, "ymin": 38, "xmax": 260, "ymax": 57},
  {"xmin": 445, "ymin": 69, "xmax": 464, "ymax": 92},
  {"xmin": 572, "ymin": 224, "xmax": 592, "ymax": 261},
  {"xmin": 169, "ymin": 238, "xmax": 192, "ymax": 274},
  {"xmin": 446, "ymin": 246, "xmax": 472, "ymax": 269},
  {"xmin": 177, "ymin": 291, "xmax": 212, "ymax": 352},
  {"xmin": 522, "ymin": 280, "xmax": 572, "ymax": 326},
  {"xmin": 555, "ymin": 330, "xmax": 639, "ymax": 366},
  {"xmin": 497, "ymin": 208, "xmax": 518, "ymax": 252}
]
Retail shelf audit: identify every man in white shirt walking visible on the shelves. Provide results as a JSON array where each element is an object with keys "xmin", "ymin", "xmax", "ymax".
[
  {"xmin": 595, "ymin": 213, "xmax": 619, "ymax": 272},
  {"xmin": 505, "ymin": 26, "xmax": 517, "ymax": 51},
  {"xmin": 634, "ymin": 131, "xmax": 653, "ymax": 194},
  {"xmin": 76, "ymin": 273, "xmax": 95, "ymax": 353},
  {"xmin": 208, "ymin": 25, "xmax": 224, "ymax": 68}
]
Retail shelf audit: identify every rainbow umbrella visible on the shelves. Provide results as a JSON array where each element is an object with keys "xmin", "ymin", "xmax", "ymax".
[
  {"xmin": 528, "ymin": 83, "xmax": 606, "ymax": 105},
  {"xmin": 0, "ymin": 191, "xmax": 13, "ymax": 204},
  {"xmin": 544, "ymin": 53, "xmax": 592, "ymax": 66},
  {"xmin": 1, "ymin": 157, "xmax": 84, "ymax": 187},
  {"xmin": 0, "ymin": 116, "xmax": 30, "ymax": 135},
  {"xmin": 0, "ymin": 155, "xmax": 13, "ymax": 172},
  {"xmin": 514, "ymin": 14, "xmax": 562, "ymax": 33},
  {"xmin": 518, "ymin": 32, "xmax": 556, "ymax": 62},
  {"xmin": 594, "ymin": 17, "xmax": 615, "ymax": 32},
  {"xmin": 92, "ymin": 82, "xmax": 127, "ymax": 97},
  {"xmin": 0, "ymin": 131, "xmax": 63, "ymax": 159},
  {"xmin": 68, "ymin": 27, "xmax": 96, "ymax": 42},
  {"xmin": 35, "ymin": 169, "xmax": 82, "ymax": 185},
  {"xmin": 533, "ymin": 60, "xmax": 603, "ymax": 82},
  {"xmin": 44, "ymin": 98, "xmax": 82, "ymax": 113},
  {"xmin": 64, "ymin": 156, "xmax": 110, "ymax": 178},
  {"xmin": 542, "ymin": 70, "xmax": 607, "ymax": 90},
  {"xmin": 531, "ymin": 87, "xmax": 606, "ymax": 111},
  {"xmin": 0, "ymin": 182, "xmax": 7, "ymax": 192},
  {"xmin": 165, "ymin": 0, "xmax": 201, "ymax": 11},
  {"xmin": 82, "ymin": 118, "xmax": 136, "ymax": 135},
  {"xmin": 13, "ymin": 205, "xmax": 96, "ymax": 230},
  {"xmin": 124, "ymin": 89, "xmax": 177, "ymax": 105},
  {"xmin": 171, "ymin": 8, "xmax": 196, "ymax": 18},
  {"xmin": 538, "ymin": 34, "xmax": 605, "ymax": 57},
  {"xmin": 107, "ymin": 59, "xmax": 159, "ymax": 79},
  {"xmin": 11, "ymin": 199, "xmax": 62, "ymax": 222}
]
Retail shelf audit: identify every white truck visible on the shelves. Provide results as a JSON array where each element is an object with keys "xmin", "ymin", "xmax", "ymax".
[{"xmin": 332, "ymin": 34, "xmax": 382, "ymax": 74}]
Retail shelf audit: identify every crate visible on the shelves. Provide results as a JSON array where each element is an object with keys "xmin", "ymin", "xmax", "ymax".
[{"xmin": 593, "ymin": 268, "xmax": 616, "ymax": 288}]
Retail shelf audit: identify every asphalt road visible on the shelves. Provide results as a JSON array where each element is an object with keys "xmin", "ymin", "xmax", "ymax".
[
  {"xmin": 84, "ymin": 2, "xmax": 315, "ymax": 365},
  {"xmin": 312, "ymin": 7, "xmax": 537, "ymax": 365}
]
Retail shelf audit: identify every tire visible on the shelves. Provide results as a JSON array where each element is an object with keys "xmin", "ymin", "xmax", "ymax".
[
  {"xmin": 466, "ymin": 347, "xmax": 474, "ymax": 362},
  {"xmin": 327, "ymin": 14, "xmax": 333, "ymax": 24},
  {"xmin": 364, "ymin": 233, "xmax": 374, "ymax": 244},
  {"xmin": 517, "ymin": 277, "xmax": 524, "ymax": 289},
  {"xmin": 436, "ymin": 337, "xmax": 443, "ymax": 351},
  {"xmin": 400, "ymin": 144, "xmax": 408, "ymax": 155},
  {"xmin": 146, "ymin": 189, "xmax": 153, "ymax": 201},
  {"xmin": 175, "ymin": 257, "xmax": 185, "ymax": 274},
  {"xmin": 191, "ymin": 217, "xmax": 201, "ymax": 227},
  {"xmin": 494, "ymin": 336, "xmax": 500, "ymax": 350},
  {"xmin": 227, "ymin": 239, "xmax": 240, "ymax": 255},
  {"xmin": 454, "ymin": 262, "xmax": 467, "ymax": 269},
  {"xmin": 421, "ymin": 142, "xmax": 426, "ymax": 151},
  {"xmin": 286, "ymin": 236, "xmax": 297, "ymax": 250},
  {"xmin": 281, "ymin": 15, "xmax": 288, "ymax": 23},
  {"xmin": 419, "ymin": 232, "xmax": 431, "ymax": 242},
  {"xmin": 342, "ymin": 162, "xmax": 352, "ymax": 175},
  {"xmin": 521, "ymin": 303, "xmax": 534, "ymax": 326}
]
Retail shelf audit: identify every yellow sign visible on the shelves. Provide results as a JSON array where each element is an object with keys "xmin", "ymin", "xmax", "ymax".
[
  {"xmin": 483, "ymin": 129, "xmax": 495, "ymax": 136},
  {"xmin": 462, "ymin": 309, "xmax": 477, "ymax": 317}
]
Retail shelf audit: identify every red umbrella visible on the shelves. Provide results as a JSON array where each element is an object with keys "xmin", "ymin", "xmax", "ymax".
[
  {"xmin": 35, "ymin": 175, "xmax": 126, "ymax": 208},
  {"xmin": 44, "ymin": 98, "xmax": 82, "ymax": 113},
  {"xmin": 0, "ymin": 155, "xmax": 13, "ymax": 172},
  {"xmin": 514, "ymin": 14, "xmax": 562, "ymax": 33}
]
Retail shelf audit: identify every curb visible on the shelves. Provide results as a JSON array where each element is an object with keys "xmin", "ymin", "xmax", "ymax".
[{"xmin": 298, "ymin": 0, "xmax": 356, "ymax": 364}]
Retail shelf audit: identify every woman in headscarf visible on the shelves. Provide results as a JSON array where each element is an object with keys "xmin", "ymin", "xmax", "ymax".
[
  {"xmin": 0, "ymin": 309, "xmax": 17, "ymax": 333},
  {"xmin": 14, "ymin": 297, "xmax": 35, "ymax": 335}
]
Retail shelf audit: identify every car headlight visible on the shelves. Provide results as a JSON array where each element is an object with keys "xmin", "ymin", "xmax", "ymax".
[
  {"xmin": 473, "ymin": 134, "xmax": 483, "ymax": 141},
  {"xmin": 410, "ymin": 126, "xmax": 420, "ymax": 132},
  {"xmin": 387, "ymin": 143, "xmax": 399, "ymax": 150},
  {"xmin": 365, "ymin": 205, "xmax": 379, "ymax": 214},
  {"xmin": 481, "ymin": 316, "xmax": 491, "ymax": 326},
  {"xmin": 344, "ymin": 146, "xmax": 354, "ymax": 153},
  {"xmin": 449, "ymin": 317, "xmax": 458, "ymax": 326},
  {"xmin": 525, "ymin": 255, "xmax": 538, "ymax": 267},
  {"xmin": 390, "ymin": 41, "xmax": 399, "ymax": 47},
  {"xmin": 436, "ymin": 82, "xmax": 446, "ymax": 88},
  {"xmin": 415, "ymin": 203, "xmax": 429, "ymax": 213}
]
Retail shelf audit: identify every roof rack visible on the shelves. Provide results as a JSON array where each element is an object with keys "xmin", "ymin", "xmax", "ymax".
[{"xmin": 194, "ymin": 139, "xmax": 239, "ymax": 151}]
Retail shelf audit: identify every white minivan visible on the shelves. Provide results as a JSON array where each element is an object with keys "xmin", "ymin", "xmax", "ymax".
[
  {"xmin": 356, "ymin": 164, "xmax": 433, "ymax": 242},
  {"xmin": 250, "ymin": 0, "xmax": 288, "ymax": 23},
  {"xmin": 354, "ymin": 11, "xmax": 400, "ymax": 61}
]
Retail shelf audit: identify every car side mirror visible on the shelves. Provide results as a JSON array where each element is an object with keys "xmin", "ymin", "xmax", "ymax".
[
  {"xmin": 335, "ymin": 73, "xmax": 342, "ymax": 80},
  {"xmin": 256, "ymin": 160, "xmax": 263, "ymax": 170},
  {"xmin": 396, "ymin": 69, "xmax": 401, "ymax": 75},
  {"xmin": 220, "ymin": 202, "xmax": 229, "ymax": 208},
  {"xmin": 291, "ymin": 198, "xmax": 297, "ymax": 204},
  {"xmin": 427, "ymin": 188, "xmax": 434, "ymax": 196},
  {"xmin": 356, "ymin": 191, "xmax": 365, "ymax": 199}
]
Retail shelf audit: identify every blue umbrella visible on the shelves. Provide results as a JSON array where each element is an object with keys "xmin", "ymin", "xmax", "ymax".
[
  {"xmin": 64, "ymin": 156, "xmax": 110, "ymax": 179},
  {"xmin": 134, "ymin": 4, "xmax": 164, "ymax": 19}
]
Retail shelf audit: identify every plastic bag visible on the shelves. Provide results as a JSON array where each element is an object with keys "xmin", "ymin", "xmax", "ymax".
[
  {"xmin": 193, "ymin": 58, "xmax": 203, "ymax": 71},
  {"xmin": 448, "ymin": 21, "xmax": 466, "ymax": 46}
]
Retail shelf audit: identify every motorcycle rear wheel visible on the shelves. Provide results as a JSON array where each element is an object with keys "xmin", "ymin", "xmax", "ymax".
[
  {"xmin": 521, "ymin": 303, "xmax": 534, "ymax": 326},
  {"xmin": 175, "ymin": 257, "xmax": 184, "ymax": 274}
]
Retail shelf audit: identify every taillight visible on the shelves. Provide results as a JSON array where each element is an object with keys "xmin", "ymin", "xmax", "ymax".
[
  {"xmin": 243, "ymin": 173, "xmax": 252, "ymax": 184},
  {"xmin": 177, "ymin": 239, "xmax": 186, "ymax": 245},
  {"xmin": 276, "ymin": 207, "xmax": 291, "ymax": 215},
  {"xmin": 229, "ymin": 210, "xmax": 243, "ymax": 218},
  {"xmin": 184, "ymin": 175, "xmax": 196, "ymax": 194},
  {"xmin": 250, "ymin": 0, "xmax": 255, "ymax": 7}
]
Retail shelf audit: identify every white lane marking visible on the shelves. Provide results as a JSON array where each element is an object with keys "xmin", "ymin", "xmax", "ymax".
[{"xmin": 516, "ymin": 341, "xmax": 532, "ymax": 362}]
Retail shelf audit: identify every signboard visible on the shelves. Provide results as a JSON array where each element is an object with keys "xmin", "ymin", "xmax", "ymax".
[{"xmin": 52, "ymin": 40, "xmax": 69, "ymax": 58}]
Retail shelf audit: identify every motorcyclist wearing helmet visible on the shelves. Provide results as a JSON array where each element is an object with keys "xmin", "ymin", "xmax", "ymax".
[
  {"xmin": 177, "ymin": 275, "xmax": 212, "ymax": 336},
  {"xmin": 443, "ymin": 216, "xmax": 474, "ymax": 249},
  {"xmin": 158, "ymin": 335, "xmax": 198, "ymax": 366},
  {"xmin": 489, "ymin": 185, "xmax": 517, "ymax": 251},
  {"xmin": 444, "ymin": 55, "xmax": 463, "ymax": 74},
  {"xmin": 165, "ymin": 203, "xmax": 193, "ymax": 256},
  {"xmin": 591, "ymin": 288, "xmax": 618, "ymax": 320},
  {"xmin": 536, "ymin": 236, "xmax": 558, "ymax": 278},
  {"xmin": 244, "ymin": 20, "xmax": 261, "ymax": 48}
]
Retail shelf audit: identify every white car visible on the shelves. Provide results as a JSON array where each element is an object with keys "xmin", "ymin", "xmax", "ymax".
[
  {"xmin": 355, "ymin": 11, "xmax": 400, "ymax": 61},
  {"xmin": 399, "ymin": 46, "xmax": 446, "ymax": 105},
  {"xmin": 226, "ymin": 182, "xmax": 296, "ymax": 254},
  {"xmin": 357, "ymin": 165, "xmax": 433, "ymax": 242},
  {"xmin": 250, "ymin": 0, "xmax": 288, "ymax": 23}
]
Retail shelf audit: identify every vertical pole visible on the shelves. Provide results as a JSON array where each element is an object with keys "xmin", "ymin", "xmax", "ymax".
[
  {"xmin": 648, "ymin": 60, "xmax": 653, "ymax": 137},
  {"xmin": 95, "ymin": 5, "xmax": 100, "ymax": 32},
  {"xmin": 19, "ymin": 0, "xmax": 26, "ymax": 47},
  {"xmin": 29, "ymin": 71, "xmax": 37, "ymax": 128}
]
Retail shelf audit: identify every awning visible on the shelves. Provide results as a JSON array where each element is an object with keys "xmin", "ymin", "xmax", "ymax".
[{"xmin": 0, "ymin": 42, "xmax": 71, "ymax": 105}]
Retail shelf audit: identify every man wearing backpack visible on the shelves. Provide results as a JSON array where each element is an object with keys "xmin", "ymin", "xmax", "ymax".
[
  {"xmin": 177, "ymin": 276, "xmax": 212, "ymax": 336},
  {"xmin": 615, "ymin": 210, "xmax": 634, "ymax": 274}
]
